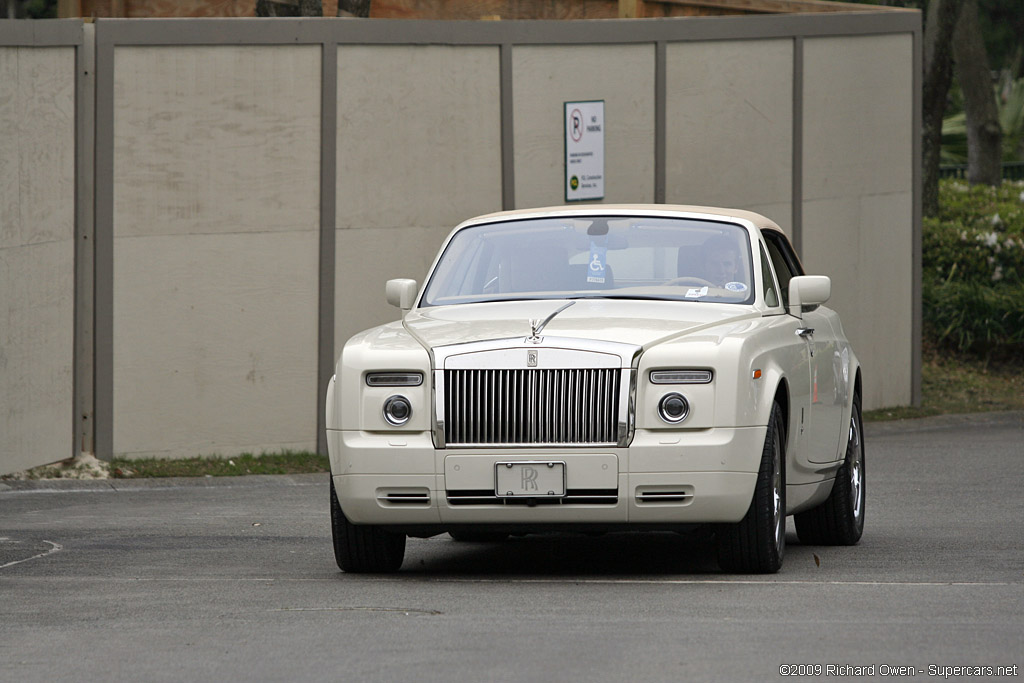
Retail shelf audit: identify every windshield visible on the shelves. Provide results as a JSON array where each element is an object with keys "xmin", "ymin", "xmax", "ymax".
[{"xmin": 421, "ymin": 216, "xmax": 756, "ymax": 307}]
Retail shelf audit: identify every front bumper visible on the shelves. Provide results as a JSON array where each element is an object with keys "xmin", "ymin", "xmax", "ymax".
[{"xmin": 327, "ymin": 425, "xmax": 767, "ymax": 527}]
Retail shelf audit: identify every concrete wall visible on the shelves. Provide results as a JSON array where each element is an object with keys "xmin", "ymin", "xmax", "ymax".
[
  {"xmin": 334, "ymin": 45, "xmax": 503, "ymax": 351},
  {"xmin": 1, "ymin": 13, "xmax": 920, "ymax": 472},
  {"xmin": 665, "ymin": 39, "xmax": 794, "ymax": 233},
  {"xmin": 512, "ymin": 44, "xmax": 656, "ymax": 208},
  {"xmin": 111, "ymin": 45, "xmax": 321, "ymax": 458},
  {"xmin": 802, "ymin": 34, "xmax": 915, "ymax": 410},
  {"xmin": 0, "ymin": 44, "xmax": 77, "ymax": 474}
]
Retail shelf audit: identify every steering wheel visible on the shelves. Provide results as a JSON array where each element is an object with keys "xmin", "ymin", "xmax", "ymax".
[{"xmin": 665, "ymin": 276, "xmax": 715, "ymax": 287}]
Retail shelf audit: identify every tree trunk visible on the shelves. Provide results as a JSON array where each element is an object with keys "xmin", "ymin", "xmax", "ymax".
[
  {"xmin": 923, "ymin": 0, "xmax": 965, "ymax": 217},
  {"xmin": 953, "ymin": 0, "xmax": 1002, "ymax": 186},
  {"xmin": 337, "ymin": 0, "xmax": 371, "ymax": 17},
  {"xmin": 255, "ymin": 0, "xmax": 323, "ymax": 16}
]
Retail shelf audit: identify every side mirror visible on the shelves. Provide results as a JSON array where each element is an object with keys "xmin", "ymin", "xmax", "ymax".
[
  {"xmin": 385, "ymin": 279, "xmax": 418, "ymax": 312},
  {"xmin": 788, "ymin": 275, "xmax": 830, "ymax": 317}
]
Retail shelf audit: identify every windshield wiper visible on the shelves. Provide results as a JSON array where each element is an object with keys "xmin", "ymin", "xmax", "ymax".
[{"xmin": 460, "ymin": 296, "xmax": 551, "ymax": 305}]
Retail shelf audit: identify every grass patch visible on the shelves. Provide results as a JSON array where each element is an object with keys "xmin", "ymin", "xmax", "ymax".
[
  {"xmin": 111, "ymin": 451, "xmax": 329, "ymax": 478},
  {"xmin": 864, "ymin": 349, "xmax": 1024, "ymax": 422}
]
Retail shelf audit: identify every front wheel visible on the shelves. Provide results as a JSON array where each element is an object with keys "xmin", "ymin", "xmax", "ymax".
[
  {"xmin": 330, "ymin": 478, "xmax": 405, "ymax": 573},
  {"xmin": 716, "ymin": 401, "xmax": 786, "ymax": 573},
  {"xmin": 794, "ymin": 396, "xmax": 865, "ymax": 545}
]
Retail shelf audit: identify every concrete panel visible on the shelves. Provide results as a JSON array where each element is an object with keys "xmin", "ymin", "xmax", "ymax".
[
  {"xmin": 335, "ymin": 45, "xmax": 503, "ymax": 230},
  {"xmin": 803, "ymin": 34, "xmax": 914, "ymax": 201},
  {"xmin": 113, "ymin": 45, "xmax": 321, "ymax": 237},
  {"xmin": 334, "ymin": 224, "xmax": 452, "ymax": 356},
  {"xmin": 0, "ymin": 46, "xmax": 75, "ymax": 475},
  {"xmin": 513, "ymin": 44, "xmax": 655, "ymax": 208},
  {"xmin": 665, "ymin": 39, "xmax": 793, "ymax": 232},
  {"xmin": 803, "ymin": 34, "xmax": 914, "ymax": 410},
  {"xmin": 0, "ymin": 47, "xmax": 75, "ymax": 248},
  {"xmin": 334, "ymin": 45, "xmax": 503, "ymax": 352},
  {"xmin": 803, "ymin": 193, "xmax": 913, "ymax": 410},
  {"xmin": 113, "ymin": 232, "xmax": 319, "ymax": 459},
  {"xmin": 0, "ymin": 243, "xmax": 75, "ymax": 474}
]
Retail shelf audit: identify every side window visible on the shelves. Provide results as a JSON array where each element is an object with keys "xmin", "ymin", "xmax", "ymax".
[
  {"xmin": 760, "ymin": 243, "xmax": 780, "ymax": 308},
  {"xmin": 761, "ymin": 230, "xmax": 802, "ymax": 308}
]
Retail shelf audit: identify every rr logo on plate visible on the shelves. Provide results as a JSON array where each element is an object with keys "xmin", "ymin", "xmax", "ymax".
[{"xmin": 520, "ymin": 466, "xmax": 538, "ymax": 490}]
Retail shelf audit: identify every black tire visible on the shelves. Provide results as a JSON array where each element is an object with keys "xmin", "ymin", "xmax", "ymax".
[
  {"xmin": 794, "ymin": 395, "xmax": 865, "ymax": 546},
  {"xmin": 716, "ymin": 401, "xmax": 786, "ymax": 574},
  {"xmin": 448, "ymin": 530, "xmax": 508, "ymax": 543},
  {"xmin": 330, "ymin": 478, "xmax": 405, "ymax": 573}
]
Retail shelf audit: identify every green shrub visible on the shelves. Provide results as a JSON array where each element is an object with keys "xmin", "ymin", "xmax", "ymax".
[
  {"xmin": 924, "ymin": 216, "xmax": 1024, "ymax": 285},
  {"xmin": 934, "ymin": 179, "xmax": 1024, "ymax": 235},
  {"xmin": 923, "ymin": 278, "xmax": 1024, "ymax": 360},
  {"xmin": 922, "ymin": 180, "xmax": 1024, "ymax": 359}
]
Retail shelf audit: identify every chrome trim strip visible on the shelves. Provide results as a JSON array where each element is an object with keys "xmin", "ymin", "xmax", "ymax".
[
  {"xmin": 432, "ymin": 369, "xmax": 446, "ymax": 449},
  {"xmin": 435, "ymin": 336, "xmax": 640, "ymax": 369}
]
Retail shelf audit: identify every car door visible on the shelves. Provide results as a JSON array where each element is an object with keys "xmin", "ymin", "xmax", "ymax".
[
  {"xmin": 757, "ymin": 240, "xmax": 812, "ymax": 466},
  {"xmin": 761, "ymin": 230, "xmax": 844, "ymax": 464}
]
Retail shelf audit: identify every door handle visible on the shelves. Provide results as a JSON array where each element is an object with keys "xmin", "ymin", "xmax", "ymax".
[{"xmin": 796, "ymin": 327, "xmax": 814, "ymax": 338}]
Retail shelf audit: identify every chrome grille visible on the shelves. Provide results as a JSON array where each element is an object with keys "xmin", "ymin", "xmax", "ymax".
[{"xmin": 443, "ymin": 369, "xmax": 621, "ymax": 446}]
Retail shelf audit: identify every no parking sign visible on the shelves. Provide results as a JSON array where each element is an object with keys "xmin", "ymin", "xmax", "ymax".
[{"xmin": 564, "ymin": 100, "xmax": 604, "ymax": 202}]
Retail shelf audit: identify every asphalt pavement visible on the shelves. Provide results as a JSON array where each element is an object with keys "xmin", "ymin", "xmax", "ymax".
[{"xmin": 2, "ymin": 413, "xmax": 1022, "ymax": 682}]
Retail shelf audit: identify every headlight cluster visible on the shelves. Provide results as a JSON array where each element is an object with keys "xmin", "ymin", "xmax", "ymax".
[
  {"xmin": 366, "ymin": 372, "xmax": 422, "ymax": 428},
  {"xmin": 650, "ymin": 369, "xmax": 711, "ymax": 425},
  {"xmin": 366, "ymin": 372, "xmax": 423, "ymax": 387},
  {"xmin": 650, "ymin": 370, "xmax": 712, "ymax": 384}
]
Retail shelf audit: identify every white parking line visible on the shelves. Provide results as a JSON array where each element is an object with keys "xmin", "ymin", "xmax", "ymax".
[
  {"xmin": 0, "ymin": 540, "xmax": 63, "ymax": 569},
  {"xmin": 407, "ymin": 578, "xmax": 1020, "ymax": 587},
  {"xmin": 2, "ymin": 573, "xmax": 1016, "ymax": 587}
]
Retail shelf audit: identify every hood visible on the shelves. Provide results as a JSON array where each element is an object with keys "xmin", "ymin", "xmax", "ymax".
[{"xmin": 402, "ymin": 299, "xmax": 759, "ymax": 351}]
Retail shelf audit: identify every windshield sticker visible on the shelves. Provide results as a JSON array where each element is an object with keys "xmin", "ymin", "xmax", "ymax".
[
  {"xmin": 587, "ymin": 242, "xmax": 607, "ymax": 284},
  {"xmin": 685, "ymin": 286, "xmax": 709, "ymax": 298},
  {"xmin": 725, "ymin": 281, "xmax": 748, "ymax": 293}
]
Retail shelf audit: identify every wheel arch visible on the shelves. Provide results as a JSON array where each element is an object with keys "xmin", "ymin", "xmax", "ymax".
[{"xmin": 772, "ymin": 377, "xmax": 790, "ymax": 451}]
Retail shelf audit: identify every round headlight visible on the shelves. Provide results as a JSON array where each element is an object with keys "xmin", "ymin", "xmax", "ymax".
[
  {"xmin": 658, "ymin": 392, "xmax": 689, "ymax": 424},
  {"xmin": 382, "ymin": 395, "xmax": 412, "ymax": 426}
]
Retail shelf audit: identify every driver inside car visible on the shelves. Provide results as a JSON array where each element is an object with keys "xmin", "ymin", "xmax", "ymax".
[{"xmin": 699, "ymin": 235, "xmax": 739, "ymax": 287}]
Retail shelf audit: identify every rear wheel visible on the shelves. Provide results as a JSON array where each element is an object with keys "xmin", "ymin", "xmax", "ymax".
[
  {"xmin": 794, "ymin": 395, "xmax": 865, "ymax": 545},
  {"xmin": 716, "ymin": 401, "xmax": 786, "ymax": 574},
  {"xmin": 330, "ymin": 478, "xmax": 405, "ymax": 573}
]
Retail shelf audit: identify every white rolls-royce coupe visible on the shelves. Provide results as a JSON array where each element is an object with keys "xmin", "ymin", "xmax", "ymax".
[{"xmin": 326, "ymin": 205, "xmax": 865, "ymax": 573}]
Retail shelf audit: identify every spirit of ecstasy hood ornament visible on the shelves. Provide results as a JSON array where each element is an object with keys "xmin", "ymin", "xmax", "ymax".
[{"xmin": 527, "ymin": 301, "xmax": 575, "ymax": 344}]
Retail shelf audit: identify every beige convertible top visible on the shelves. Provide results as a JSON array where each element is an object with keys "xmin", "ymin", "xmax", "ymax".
[{"xmin": 460, "ymin": 204, "xmax": 783, "ymax": 233}]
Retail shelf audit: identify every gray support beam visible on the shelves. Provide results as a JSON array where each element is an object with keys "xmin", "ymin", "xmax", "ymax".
[
  {"xmin": 654, "ymin": 41, "xmax": 666, "ymax": 204},
  {"xmin": 791, "ymin": 35, "xmax": 803, "ymax": 255},
  {"xmin": 317, "ymin": 40, "xmax": 338, "ymax": 456},
  {"xmin": 0, "ymin": 18, "xmax": 82, "ymax": 45},
  {"xmin": 912, "ymin": 20, "xmax": 923, "ymax": 407},
  {"xmin": 93, "ymin": 30, "xmax": 114, "ymax": 461},
  {"xmin": 500, "ymin": 42, "xmax": 515, "ymax": 210},
  {"xmin": 89, "ymin": 12, "xmax": 921, "ymax": 47},
  {"xmin": 74, "ymin": 23, "xmax": 96, "ymax": 458}
]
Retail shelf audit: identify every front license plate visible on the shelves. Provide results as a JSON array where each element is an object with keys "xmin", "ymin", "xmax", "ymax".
[{"xmin": 495, "ymin": 461, "xmax": 566, "ymax": 498}]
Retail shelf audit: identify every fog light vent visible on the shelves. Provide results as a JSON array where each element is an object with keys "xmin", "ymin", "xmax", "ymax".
[
  {"xmin": 636, "ymin": 488, "xmax": 693, "ymax": 504},
  {"xmin": 376, "ymin": 488, "xmax": 430, "ymax": 506}
]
